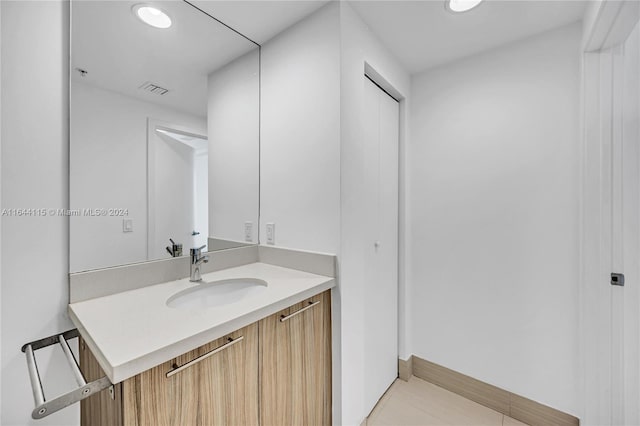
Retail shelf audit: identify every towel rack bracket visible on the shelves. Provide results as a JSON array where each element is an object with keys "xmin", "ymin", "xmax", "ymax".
[
  {"xmin": 21, "ymin": 328, "xmax": 113, "ymax": 420},
  {"xmin": 30, "ymin": 376, "xmax": 112, "ymax": 420}
]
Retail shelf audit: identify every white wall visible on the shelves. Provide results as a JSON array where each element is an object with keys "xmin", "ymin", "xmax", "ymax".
[
  {"xmin": 339, "ymin": 3, "xmax": 411, "ymax": 424},
  {"xmin": 1, "ymin": 2, "xmax": 80, "ymax": 425},
  {"xmin": 70, "ymin": 81, "xmax": 205, "ymax": 271},
  {"xmin": 207, "ymin": 49, "xmax": 260, "ymax": 244},
  {"xmin": 259, "ymin": 2, "xmax": 341, "ymax": 253},
  {"xmin": 409, "ymin": 23, "xmax": 581, "ymax": 415}
]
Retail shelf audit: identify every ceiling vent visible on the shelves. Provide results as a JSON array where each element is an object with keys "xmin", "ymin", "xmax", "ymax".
[{"xmin": 139, "ymin": 81, "xmax": 169, "ymax": 95}]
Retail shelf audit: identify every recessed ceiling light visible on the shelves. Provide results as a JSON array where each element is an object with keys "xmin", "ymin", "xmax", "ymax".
[
  {"xmin": 445, "ymin": 0, "xmax": 484, "ymax": 13},
  {"xmin": 132, "ymin": 4, "xmax": 172, "ymax": 29}
]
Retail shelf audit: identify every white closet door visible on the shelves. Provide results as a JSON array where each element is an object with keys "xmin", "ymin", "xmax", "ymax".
[{"xmin": 363, "ymin": 77, "xmax": 399, "ymax": 414}]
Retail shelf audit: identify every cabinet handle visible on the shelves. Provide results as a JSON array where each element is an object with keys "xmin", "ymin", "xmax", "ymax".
[
  {"xmin": 166, "ymin": 336, "xmax": 244, "ymax": 378},
  {"xmin": 280, "ymin": 300, "xmax": 320, "ymax": 322}
]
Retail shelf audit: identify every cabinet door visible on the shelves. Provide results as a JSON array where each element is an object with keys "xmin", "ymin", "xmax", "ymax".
[
  {"xmin": 260, "ymin": 290, "xmax": 331, "ymax": 426},
  {"xmin": 122, "ymin": 323, "xmax": 258, "ymax": 426}
]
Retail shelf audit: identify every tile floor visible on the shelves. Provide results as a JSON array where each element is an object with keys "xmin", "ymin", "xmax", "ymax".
[{"xmin": 366, "ymin": 376, "xmax": 529, "ymax": 426}]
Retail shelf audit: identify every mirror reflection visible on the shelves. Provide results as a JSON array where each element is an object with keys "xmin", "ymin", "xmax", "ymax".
[{"xmin": 70, "ymin": 1, "xmax": 260, "ymax": 272}]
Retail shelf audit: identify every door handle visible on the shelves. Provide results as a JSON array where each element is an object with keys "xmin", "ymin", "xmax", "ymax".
[
  {"xmin": 280, "ymin": 300, "xmax": 320, "ymax": 322},
  {"xmin": 166, "ymin": 336, "xmax": 243, "ymax": 378}
]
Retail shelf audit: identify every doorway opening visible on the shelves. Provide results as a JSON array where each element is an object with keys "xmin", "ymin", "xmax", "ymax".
[{"xmin": 147, "ymin": 120, "xmax": 208, "ymax": 260}]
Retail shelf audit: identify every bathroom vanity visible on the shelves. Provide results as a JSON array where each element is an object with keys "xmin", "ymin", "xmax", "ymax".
[
  {"xmin": 78, "ymin": 291, "xmax": 331, "ymax": 426},
  {"xmin": 69, "ymin": 252, "xmax": 334, "ymax": 426}
]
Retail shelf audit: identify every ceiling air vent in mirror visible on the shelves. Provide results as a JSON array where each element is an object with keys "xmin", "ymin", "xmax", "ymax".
[{"xmin": 139, "ymin": 81, "xmax": 169, "ymax": 95}]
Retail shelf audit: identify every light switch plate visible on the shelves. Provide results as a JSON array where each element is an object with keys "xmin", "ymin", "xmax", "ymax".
[
  {"xmin": 244, "ymin": 221, "xmax": 253, "ymax": 242},
  {"xmin": 123, "ymin": 218, "xmax": 133, "ymax": 233},
  {"xmin": 266, "ymin": 223, "xmax": 275, "ymax": 245}
]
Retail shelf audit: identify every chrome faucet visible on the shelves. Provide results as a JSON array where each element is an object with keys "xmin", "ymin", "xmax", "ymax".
[{"xmin": 189, "ymin": 245, "xmax": 209, "ymax": 282}]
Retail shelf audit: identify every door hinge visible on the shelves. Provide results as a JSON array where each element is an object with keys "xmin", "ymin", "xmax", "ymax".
[{"xmin": 611, "ymin": 273, "xmax": 625, "ymax": 286}]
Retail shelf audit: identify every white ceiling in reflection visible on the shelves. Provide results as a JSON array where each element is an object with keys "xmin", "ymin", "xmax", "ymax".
[{"xmin": 71, "ymin": 1, "xmax": 258, "ymax": 117}]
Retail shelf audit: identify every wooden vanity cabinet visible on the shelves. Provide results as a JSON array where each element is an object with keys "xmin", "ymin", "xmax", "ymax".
[
  {"xmin": 122, "ymin": 323, "xmax": 259, "ymax": 426},
  {"xmin": 80, "ymin": 323, "xmax": 258, "ymax": 426},
  {"xmin": 79, "ymin": 290, "xmax": 331, "ymax": 426},
  {"xmin": 80, "ymin": 339, "xmax": 124, "ymax": 426},
  {"xmin": 260, "ymin": 290, "xmax": 332, "ymax": 426}
]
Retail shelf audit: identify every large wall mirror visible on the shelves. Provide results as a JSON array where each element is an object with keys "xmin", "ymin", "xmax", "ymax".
[{"xmin": 70, "ymin": 1, "xmax": 260, "ymax": 272}]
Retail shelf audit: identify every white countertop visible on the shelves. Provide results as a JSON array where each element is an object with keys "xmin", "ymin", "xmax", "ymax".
[{"xmin": 68, "ymin": 262, "xmax": 335, "ymax": 383}]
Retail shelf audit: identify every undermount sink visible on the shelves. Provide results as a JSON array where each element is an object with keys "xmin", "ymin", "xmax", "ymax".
[{"xmin": 166, "ymin": 278, "xmax": 268, "ymax": 309}]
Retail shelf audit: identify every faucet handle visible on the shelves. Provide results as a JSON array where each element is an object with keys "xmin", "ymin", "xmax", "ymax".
[
  {"xmin": 167, "ymin": 238, "xmax": 183, "ymax": 257},
  {"xmin": 190, "ymin": 245, "xmax": 207, "ymax": 257}
]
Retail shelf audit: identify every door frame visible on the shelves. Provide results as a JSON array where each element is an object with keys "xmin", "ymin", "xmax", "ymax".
[
  {"xmin": 580, "ymin": 2, "xmax": 640, "ymax": 424},
  {"xmin": 146, "ymin": 118, "xmax": 207, "ymax": 260}
]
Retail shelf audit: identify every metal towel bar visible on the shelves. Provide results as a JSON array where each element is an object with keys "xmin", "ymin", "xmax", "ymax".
[{"xmin": 21, "ymin": 329, "xmax": 112, "ymax": 419}]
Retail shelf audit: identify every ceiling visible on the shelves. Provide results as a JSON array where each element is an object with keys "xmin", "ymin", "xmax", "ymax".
[
  {"xmin": 191, "ymin": 0, "xmax": 587, "ymax": 73},
  {"xmin": 72, "ymin": 1, "xmax": 258, "ymax": 117},
  {"xmin": 72, "ymin": 0, "xmax": 589, "ymax": 115},
  {"xmin": 190, "ymin": 0, "xmax": 330, "ymax": 44},
  {"xmin": 348, "ymin": 0, "xmax": 588, "ymax": 73}
]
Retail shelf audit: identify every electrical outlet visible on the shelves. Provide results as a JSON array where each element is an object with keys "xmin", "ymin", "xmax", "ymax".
[
  {"xmin": 123, "ymin": 218, "xmax": 133, "ymax": 233},
  {"xmin": 244, "ymin": 221, "xmax": 253, "ymax": 242},
  {"xmin": 266, "ymin": 223, "xmax": 275, "ymax": 245}
]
